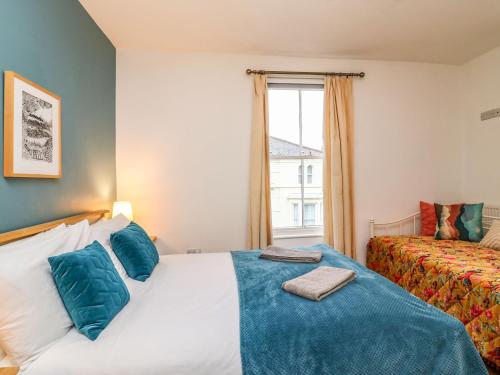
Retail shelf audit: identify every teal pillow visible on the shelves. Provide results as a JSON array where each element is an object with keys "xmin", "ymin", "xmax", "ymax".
[
  {"xmin": 48, "ymin": 241, "xmax": 130, "ymax": 340},
  {"xmin": 435, "ymin": 202, "xmax": 484, "ymax": 242},
  {"xmin": 110, "ymin": 222, "xmax": 159, "ymax": 281}
]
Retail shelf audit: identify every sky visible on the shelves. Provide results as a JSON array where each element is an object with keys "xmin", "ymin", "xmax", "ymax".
[{"xmin": 268, "ymin": 88, "xmax": 324, "ymax": 151}]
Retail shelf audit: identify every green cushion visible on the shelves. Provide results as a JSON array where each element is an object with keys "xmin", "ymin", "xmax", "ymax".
[
  {"xmin": 48, "ymin": 241, "xmax": 130, "ymax": 340},
  {"xmin": 110, "ymin": 222, "xmax": 159, "ymax": 281}
]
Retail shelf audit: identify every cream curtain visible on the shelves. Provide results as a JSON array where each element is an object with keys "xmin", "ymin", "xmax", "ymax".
[
  {"xmin": 247, "ymin": 74, "xmax": 272, "ymax": 249},
  {"xmin": 323, "ymin": 76, "xmax": 356, "ymax": 258}
]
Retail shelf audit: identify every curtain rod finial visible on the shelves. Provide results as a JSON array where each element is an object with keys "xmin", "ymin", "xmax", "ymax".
[
  {"xmin": 359, "ymin": 72, "xmax": 365, "ymax": 78},
  {"xmin": 246, "ymin": 69, "xmax": 252, "ymax": 75}
]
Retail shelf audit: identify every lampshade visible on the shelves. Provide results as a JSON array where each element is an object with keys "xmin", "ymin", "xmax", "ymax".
[{"xmin": 112, "ymin": 201, "xmax": 133, "ymax": 221}]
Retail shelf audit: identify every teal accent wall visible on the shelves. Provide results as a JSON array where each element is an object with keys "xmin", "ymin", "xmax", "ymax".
[{"xmin": 0, "ymin": 0, "xmax": 116, "ymax": 232}]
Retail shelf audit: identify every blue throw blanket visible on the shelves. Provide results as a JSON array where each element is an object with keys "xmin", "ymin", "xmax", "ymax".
[{"xmin": 231, "ymin": 245, "xmax": 487, "ymax": 375}]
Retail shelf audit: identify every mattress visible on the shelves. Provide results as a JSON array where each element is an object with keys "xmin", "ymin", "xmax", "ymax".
[
  {"xmin": 23, "ymin": 253, "xmax": 242, "ymax": 375},
  {"xmin": 367, "ymin": 235, "xmax": 499, "ymax": 368}
]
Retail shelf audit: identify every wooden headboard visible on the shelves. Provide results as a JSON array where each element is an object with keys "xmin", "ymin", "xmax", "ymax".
[{"xmin": 0, "ymin": 210, "xmax": 109, "ymax": 246}]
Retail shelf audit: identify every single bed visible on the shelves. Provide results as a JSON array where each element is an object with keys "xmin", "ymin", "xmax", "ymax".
[
  {"xmin": 0, "ymin": 211, "xmax": 489, "ymax": 375},
  {"xmin": 368, "ymin": 208, "xmax": 500, "ymax": 369}
]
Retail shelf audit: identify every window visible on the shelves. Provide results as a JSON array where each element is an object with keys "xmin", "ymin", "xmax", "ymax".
[
  {"xmin": 292, "ymin": 203, "xmax": 300, "ymax": 226},
  {"xmin": 268, "ymin": 83, "xmax": 324, "ymax": 238},
  {"xmin": 304, "ymin": 203, "xmax": 316, "ymax": 226}
]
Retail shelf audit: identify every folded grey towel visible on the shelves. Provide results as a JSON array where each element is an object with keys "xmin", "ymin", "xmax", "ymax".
[
  {"xmin": 282, "ymin": 266, "xmax": 356, "ymax": 301},
  {"xmin": 260, "ymin": 246, "xmax": 322, "ymax": 263}
]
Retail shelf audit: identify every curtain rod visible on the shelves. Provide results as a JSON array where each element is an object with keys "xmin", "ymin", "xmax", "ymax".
[{"xmin": 245, "ymin": 68, "xmax": 365, "ymax": 78}]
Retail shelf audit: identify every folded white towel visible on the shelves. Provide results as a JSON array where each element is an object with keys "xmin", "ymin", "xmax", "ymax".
[{"xmin": 282, "ymin": 266, "xmax": 356, "ymax": 301}]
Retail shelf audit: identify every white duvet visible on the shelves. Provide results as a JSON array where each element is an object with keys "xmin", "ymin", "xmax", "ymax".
[{"xmin": 24, "ymin": 253, "xmax": 242, "ymax": 375}]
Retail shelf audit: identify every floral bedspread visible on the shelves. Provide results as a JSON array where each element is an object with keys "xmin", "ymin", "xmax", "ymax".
[{"xmin": 367, "ymin": 236, "xmax": 499, "ymax": 367}]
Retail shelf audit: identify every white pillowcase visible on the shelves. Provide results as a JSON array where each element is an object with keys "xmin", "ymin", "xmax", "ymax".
[
  {"xmin": 0, "ymin": 220, "xmax": 90, "ymax": 367},
  {"xmin": 0, "ymin": 224, "xmax": 66, "ymax": 368},
  {"xmin": 480, "ymin": 219, "xmax": 500, "ymax": 250},
  {"xmin": 0, "ymin": 223, "xmax": 67, "ymax": 253},
  {"xmin": 88, "ymin": 214, "xmax": 130, "ymax": 280},
  {"xmin": 0, "ymin": 223, "xmax": 67, "ymax": 365}
]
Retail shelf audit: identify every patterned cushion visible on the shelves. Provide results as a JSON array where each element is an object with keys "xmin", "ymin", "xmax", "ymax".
[
  {"xmin": 48, "ymin": 241, "xmax": 130, "ymax": 340},
  {"xmin": 435, "ymin": 203, "xmax": 484, "ymax": 242},
  {"xmin": 420, "ymin": 201, "xmax": 437, "ymax": 236},
  {"xmin": 110, "ymin": 222, "xmax": 159, "ymax": 281},
  {"xmin": 480, "ymin": 219, "xmax": 500, "ymax": 250}
]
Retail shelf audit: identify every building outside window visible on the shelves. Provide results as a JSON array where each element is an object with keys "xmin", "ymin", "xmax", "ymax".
[{"xmin": 268, "ymin": 83, "xmax": 324, "ymax": 238}]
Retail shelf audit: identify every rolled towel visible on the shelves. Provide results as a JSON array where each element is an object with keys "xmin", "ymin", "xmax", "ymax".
[
  {"xmin": 260, "ymin": 246, "xmax": 322, "ymax": 263},
  {"xmin": 282, "ymin": 266, "xmax": 356, "ymax": 301}
]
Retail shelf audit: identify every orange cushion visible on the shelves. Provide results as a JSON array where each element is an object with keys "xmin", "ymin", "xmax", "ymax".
[{"xmin": 420, "ymin": 201, "xmax": 437, "ymax": 236}]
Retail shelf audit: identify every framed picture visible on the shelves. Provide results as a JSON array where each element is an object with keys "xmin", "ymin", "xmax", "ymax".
[{"xmin": 4, "ymin": 71, "xmax": 61, "ymax": 178}]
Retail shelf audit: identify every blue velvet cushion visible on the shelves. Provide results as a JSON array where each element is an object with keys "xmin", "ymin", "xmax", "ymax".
[
  {"xmin": 110, "ymin": 222, "xmax": 159, "ymax": 281},
  {"xmin": 48, "ymin": 241, "xmax": 130, "ymax": 341}
]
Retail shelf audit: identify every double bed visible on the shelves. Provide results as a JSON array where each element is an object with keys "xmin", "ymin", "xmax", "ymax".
[{"xmin": 0, "ymin": 211, "xmax": 490, "ymax": 375}]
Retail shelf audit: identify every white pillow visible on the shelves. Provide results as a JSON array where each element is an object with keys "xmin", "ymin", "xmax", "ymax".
[
  {"xmin": 0, "ymin": 220, "xmax": 90, "ymax": 367},
  {"xmin": 88, "ymin": 214, "xmax": 130, "ymax": 280},
  {"xmin": 0, "ymin": 224, "xmax": 66, "ymax": 366},
  {"xmin": 480, "ymin": 219, "xmax": 500, "ymax": 250},
  {"xmin": 1, "ymin": 223, "xmax": 66, "ymax": 252}
]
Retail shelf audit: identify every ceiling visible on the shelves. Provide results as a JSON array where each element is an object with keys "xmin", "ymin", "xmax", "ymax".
[{"xmin": 80, "ymin": 0, "xmax": 500, "ymax": 65}]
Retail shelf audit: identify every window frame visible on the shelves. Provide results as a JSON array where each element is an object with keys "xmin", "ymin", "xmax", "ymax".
[{"xmin": 268, "ymin": 82, "xmax": 324, "ymax": 239}]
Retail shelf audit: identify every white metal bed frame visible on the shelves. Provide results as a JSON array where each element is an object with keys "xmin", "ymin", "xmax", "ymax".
[{"xmin": 369, "ymin": 205, "xmax": 500, "ymax": 238}]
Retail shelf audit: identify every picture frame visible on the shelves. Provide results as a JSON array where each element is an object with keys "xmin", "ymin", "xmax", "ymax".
[{"xmin": 4, "ymin": 71, "xmax": 62, "ymax": 178}]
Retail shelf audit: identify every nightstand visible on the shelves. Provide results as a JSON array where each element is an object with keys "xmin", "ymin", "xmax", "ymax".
[{"xmin": 0, "ymin": 368, "xmax": 19, "ymax": 375}]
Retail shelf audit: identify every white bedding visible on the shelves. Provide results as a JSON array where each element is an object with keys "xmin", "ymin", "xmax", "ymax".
[{"xmin": 23, "ymin": 253, "xmax": 242, "ymax": 375}]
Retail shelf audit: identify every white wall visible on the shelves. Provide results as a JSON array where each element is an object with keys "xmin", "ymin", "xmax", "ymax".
[
  {"xmin": 459, "ymin": 46, "xmax": 500, "ymax": 205},
  {"xmin": 116, "ymin": 50, "xmax": 463, "ymax": 264}
]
